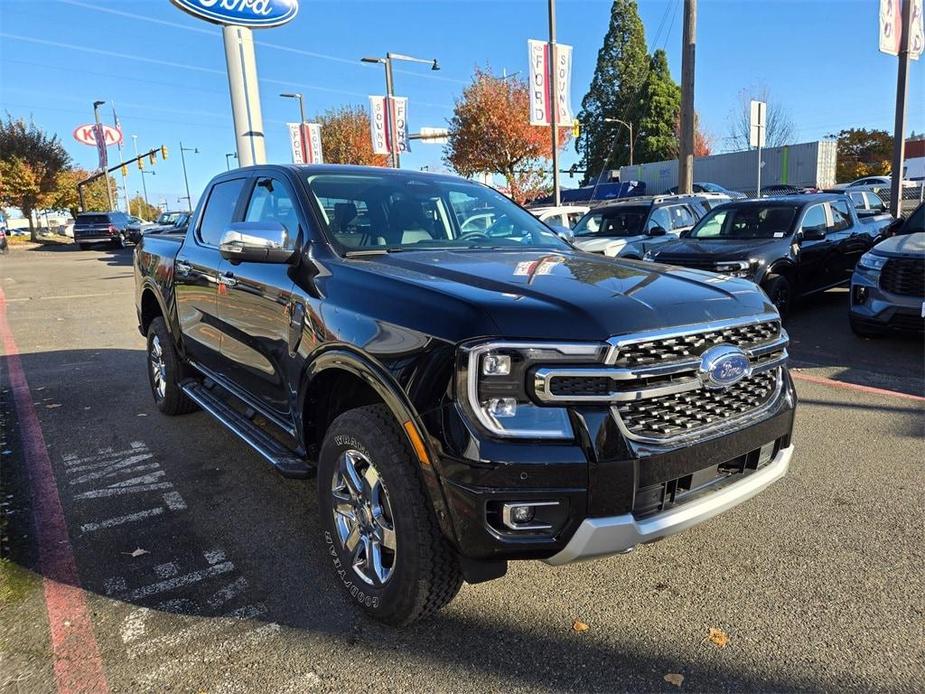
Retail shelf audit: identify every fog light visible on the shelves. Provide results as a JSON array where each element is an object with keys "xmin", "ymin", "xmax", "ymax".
[
  {"xmin": 501, "ymin": 501, "xmax": 560, "ymax": 530},
  {"xmin": 853, "ymin": 286, "xmax": 868, "ymax": 305},
  {"xmin": 486, "ymin": 397, "xmax": 517, "ymax": 418},
  {"xmin": 482, "ymin": 353, "xmax": 512, "ymax": 376}
]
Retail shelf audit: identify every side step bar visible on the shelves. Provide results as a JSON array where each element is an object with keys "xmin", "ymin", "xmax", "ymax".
[{"xmin": 181, "ymin": 380, "xmax": 315, "ymax": 479}]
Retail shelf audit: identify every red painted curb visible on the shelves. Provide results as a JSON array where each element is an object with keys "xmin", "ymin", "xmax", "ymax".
[
  {"xmin": 791, "ymin": 370, "xmax": 925, "ymax": 403},
  {"xmin": 0, "ymin": 287, "xmax": 109, "ymax": 694}
]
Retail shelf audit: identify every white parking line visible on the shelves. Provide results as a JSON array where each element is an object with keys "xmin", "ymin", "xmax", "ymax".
[
  {"xmin": 207, "ymin": 576, "xmax": 249, "ymax": 609},
  {"xmin": 121, "ymin": 561, "xmax": 235, "ymax": 602},
  {"xmin": 125, "ymin": 604, "xmax": 267, "ymax": 659},
  {"xmin": 80, "ymin": 507, "xmax": 164, "ymax": 533}
]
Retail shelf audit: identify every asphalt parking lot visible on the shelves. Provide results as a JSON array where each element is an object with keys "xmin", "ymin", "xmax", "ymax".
[{"xmin": 1, "ymin": 243, "xmax": 923, "ymax": 693}]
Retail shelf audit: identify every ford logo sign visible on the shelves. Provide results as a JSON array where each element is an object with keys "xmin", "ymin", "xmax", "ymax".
[
  {"xmin": 698, "ymin": 345, "xmax": 751, "ymax": 390},
  {"xmin": 170, "ymin": 0, "xmax": 299, "ymax": 29}
]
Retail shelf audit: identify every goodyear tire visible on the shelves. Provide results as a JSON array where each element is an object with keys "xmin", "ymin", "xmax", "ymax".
[{"xmin": 317, "ymin": 404, "xmax": 463, "ymax": 625}]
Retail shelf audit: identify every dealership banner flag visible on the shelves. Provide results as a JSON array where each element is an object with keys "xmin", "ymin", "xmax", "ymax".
[
  {"xmin": 880, "ymin": 0, "xmax": 902, "ymax": 54},
  {"xmin": 369, "ymin": 96, "xmax": 410, "ymax": 155},
  {"xmin": 93, "ymin": 122, "xmax": 108, "ymax": 171},
  {"xmin": 912, "ymin": 0, "xmax": 924, "ymax": 59},
  {"xmin": 288, "ymin": 122, "xmax": 324, "ymax": 164},
  {"xmin": 528, "ymin": 39, "xmax": 573, "ymax": 126}
]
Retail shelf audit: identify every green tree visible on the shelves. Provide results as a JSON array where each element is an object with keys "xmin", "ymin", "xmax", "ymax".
[
  {"xmin": 637, "ymin": 49, "xmax": 681, "ymax": 164},
  {"xmin": 46, "ymin": 168, "xmax": 116, "ymax": 218},
  {"xmin": 575, "ymin": 0, "xmax": 649, "ymax": 183},
  {"xmin": 0, "ymin": 115, "xmax": 71, "ymax": 240},
  {"xmin": 835, "ymin": 129, "xmax": 892, "ymax": 182}
]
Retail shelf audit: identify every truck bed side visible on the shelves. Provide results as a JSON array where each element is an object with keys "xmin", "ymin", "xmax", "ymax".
[{"xmin": 133, "ymin": 232, "xmax": 186, "ymax": 340}]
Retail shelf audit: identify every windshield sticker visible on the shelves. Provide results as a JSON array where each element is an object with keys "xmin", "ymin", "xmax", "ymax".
[{"xmin": 773, "ymin": 232, "xmax": 786, "ymax": 238}]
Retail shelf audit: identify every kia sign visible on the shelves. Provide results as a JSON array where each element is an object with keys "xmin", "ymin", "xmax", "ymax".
[
  {"xmin": 73, "ymin": 124, "xmax": 123, "ymax": 147},
  {"xmin": 170, "ymin": 0, "xmax": 299, "ymax": 28}
]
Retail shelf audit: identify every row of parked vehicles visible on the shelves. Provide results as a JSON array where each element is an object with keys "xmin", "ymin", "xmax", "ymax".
[
  {"xmin": 71, "ymin": 209, "xmax": 191, "ymax": 249},
  {"xmin": 114, "ymin": 162, "xmax": 919, "ymax": 627}
]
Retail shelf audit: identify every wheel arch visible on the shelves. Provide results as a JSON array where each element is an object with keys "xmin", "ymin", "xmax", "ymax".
[{"xmin": 299, "ymin": 346, "xmax": 457, "ymax": 541}]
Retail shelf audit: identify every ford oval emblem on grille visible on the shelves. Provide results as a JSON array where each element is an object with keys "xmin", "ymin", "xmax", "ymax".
[{"xmin": 698, "ymin": 345, "xmax": 751, "ymax": 390}]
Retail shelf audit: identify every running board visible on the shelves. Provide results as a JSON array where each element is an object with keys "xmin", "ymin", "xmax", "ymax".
[{"xmin": 181, "ymin": 381, "xmax": 314, "ymax": 479}]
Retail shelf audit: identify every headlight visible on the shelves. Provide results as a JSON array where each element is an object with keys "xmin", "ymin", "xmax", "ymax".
[
  {"xmin": 460, "ymin": 342, "xmax": 604, "ymax": 439},
  {"xmin": 715, "ymin": 259, "xmax": 759, "ymax": 278},
  {"xmin": 857, "ymin": 252, "xmax": 887, "ymax": 274}
]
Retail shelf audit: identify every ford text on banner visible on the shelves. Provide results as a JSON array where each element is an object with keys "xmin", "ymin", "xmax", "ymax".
[
  {"xmin": 288, "ymin": 122, "xmax": 324, "ymax": 164},
  {"xmin": 528, "ymin": 39, "xmax": 573, "ymax": 126},
  {"xmin": 369, "ymin": 96, "xmax": 390, "ymax": 155},
  {"xmin": 93, "ymin": 122, "xmax": 108, "ymax": 171},
  {"xmin": 392, "ymin": 97, "xmax": 410, "ymax": 154}
]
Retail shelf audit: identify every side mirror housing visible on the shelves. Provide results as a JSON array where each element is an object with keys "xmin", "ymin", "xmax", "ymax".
[
  {"xmin": 800, "ymin": 227, "xmax": 827, "ymax": 241},
  {"xmin": 219, "ymin": 222, "xmax": 297, "ymax": 263},
  {"xmin": 549, "ymin": 224, "xmax": 574, "ymax": 241},
  {"xmin": 648, "ymin": 225, "xmax": 668, "ymax": 237}
]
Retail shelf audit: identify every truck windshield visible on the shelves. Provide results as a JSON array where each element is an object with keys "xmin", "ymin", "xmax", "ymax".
[
  {"xmin": 689, "ymin": 204, "xmax": 799, "ymax": 240},
  {"xmin": 305, "ymin": 173, "xmax": 569, "ymax": 252},
  {"xmin": 573, "ymin": 207, "xmax": 648, "ymax": 238}
]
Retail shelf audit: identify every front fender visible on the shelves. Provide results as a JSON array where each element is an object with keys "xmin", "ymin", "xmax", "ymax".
[{"xmin": 299, "ymin": 345, "xmax": 458, "ymax": 544}]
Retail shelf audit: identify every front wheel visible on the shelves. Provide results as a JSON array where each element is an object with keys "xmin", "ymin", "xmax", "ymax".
[
  {"xmin": 762, "ymin": 275, "xmax": 793, "ymax": 319},
  {"xmin": 317, "ymin": 404, "xmax": 463, "ymax": 625}
]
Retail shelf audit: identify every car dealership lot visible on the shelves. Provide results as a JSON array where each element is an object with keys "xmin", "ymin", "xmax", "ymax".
[{"xmin": 2, "ymin": 245, "xmax": 923, "ymax": 693}]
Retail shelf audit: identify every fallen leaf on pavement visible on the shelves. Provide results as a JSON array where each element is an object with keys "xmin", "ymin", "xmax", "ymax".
[
  {"xmin": 707, "ymin": 627, "xmax": 729, "ymax": 648},
  {"xmin": 572, "ymin": 619, "xmax": 589, "ymax": 632},
  {"xmin": 136, "ymin": 413, "xmax": 147, "ymax": 417},
  {"xmin": 125, "ymin": 548, "xmax": 149, "ymax": 558},
  {"xmin": 46, "ymin": 403, "xmax": 62, "ymax": 409},
  {"xmin": 663, "ymin": 673, "xmax": 684, "ymax": 687}
]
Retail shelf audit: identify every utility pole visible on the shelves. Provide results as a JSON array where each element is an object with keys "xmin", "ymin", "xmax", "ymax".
[
  {"xmin": 889, "ymin": 0, "xmax": 914, "ymax": 218},
  {"xmin": 548, "ymin": 0, "xmax": 561, "ymax": 206},
  {"xmin": 678, "ymin": 0, "xmax": 696, "ymax": 195},
  {"xmin": 93, "ymin": 100, "xmax": 114, "ymax": 210}
]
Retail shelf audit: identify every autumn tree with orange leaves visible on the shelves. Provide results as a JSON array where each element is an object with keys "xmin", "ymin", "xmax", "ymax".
[
  {"xmin": 444, "ymin": 69, "xmax": 569, "ymax": 203},
  {"xmin": 314, "ymin": 105, "xmax": 389, "ymax": 167}
]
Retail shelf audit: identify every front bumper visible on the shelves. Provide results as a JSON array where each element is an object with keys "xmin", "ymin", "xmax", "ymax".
[
  {"xmin": 849, "ymin": 270, "xmax": 924, "ymax": 332},
  {"xmin": 545, "ymin": 444, "xmax": 793, "ymax": 565}
]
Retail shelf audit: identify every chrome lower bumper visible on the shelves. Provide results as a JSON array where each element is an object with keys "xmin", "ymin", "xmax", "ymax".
[{"xmin": 545, "ymin": 444, "xmax": 794, "ymax": 566}]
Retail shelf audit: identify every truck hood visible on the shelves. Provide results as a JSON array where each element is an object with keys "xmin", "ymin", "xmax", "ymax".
[
  {"xmin": 871, "ymin": 231, "xmax": 925, "ymax": 257},
  {"xmin": 653, "ymin": 238, "xmax": 784, "ymax": 262},
  {"xmin": 350, "ymin": 249, "xmax": 772, "ymax": 342}
]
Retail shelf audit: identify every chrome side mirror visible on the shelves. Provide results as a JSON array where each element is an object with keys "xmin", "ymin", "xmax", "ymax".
[{"xmin": 219, "ymin": 222, "xmax": 296, "ymax": 263}]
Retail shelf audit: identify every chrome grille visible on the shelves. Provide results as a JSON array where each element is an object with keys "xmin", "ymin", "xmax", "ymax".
[
  {"xmin": 615, "ymin": 370, "xmax": 778, "ymax": 438},
  {"xmin": 531, "ymin": 314, "xmax": 788, "ymax": 443},
  {"xmin": 611, "ymin": 320, "xmax": 780, "ymax": 367}
]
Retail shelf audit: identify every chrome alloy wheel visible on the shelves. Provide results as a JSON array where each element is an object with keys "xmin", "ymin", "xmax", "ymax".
[
  {"xmin": 149, "ymin": 334, "xmax": 167, "ymax": 400},
  {"xmin": 331, "ymin": 449, "xmax": 397, "ymax": 586}
]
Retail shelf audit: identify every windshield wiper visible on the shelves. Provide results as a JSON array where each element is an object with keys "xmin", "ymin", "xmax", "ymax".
[{"xmin": 344, "ymin": 248, "xmax": 398, "ymax": 258}]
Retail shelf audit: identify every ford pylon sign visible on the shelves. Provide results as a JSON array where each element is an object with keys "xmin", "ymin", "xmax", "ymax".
[{"xmin": 170, "ymin": 0, "xmax": 299, "ymax": 29}]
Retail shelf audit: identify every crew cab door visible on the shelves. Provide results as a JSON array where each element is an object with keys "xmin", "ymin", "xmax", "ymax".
[
  {"xmin": 827, "ymin": 198, "xmax": 870, "ymax": 281},
  {"xmin": 794, "ymin": 203, "xmax": 832, "ymax": 292},
  {"xmin": 175, "ymin": 177, "xmax": 247, "ymax": 372},
  {"xmin": 216, "ymin": 175, "xmax": 300, "ymax": 419}
]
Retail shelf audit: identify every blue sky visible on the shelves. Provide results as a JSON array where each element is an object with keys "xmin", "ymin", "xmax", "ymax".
[{"xmin": 0, "ymin": 0, "xmax": 922, "ymax": 208}]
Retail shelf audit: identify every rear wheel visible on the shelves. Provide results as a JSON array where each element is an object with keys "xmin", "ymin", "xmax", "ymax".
[
  {"xmin": 762, "ymin": 275, "xmax": 793, "ymax": 319},
  {"xmin": 146, "ymin": 317, "xmax": 198, "ymax": 415},
  {"xmin": 317, "ymin": 404, "xmax": 463, "ymax": 625}
]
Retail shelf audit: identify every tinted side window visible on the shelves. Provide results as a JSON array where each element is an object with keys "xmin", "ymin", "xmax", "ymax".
[
  {"xmin": 865, "ymin": 192, "xmax": 885, "ymax": 212},
  {"xmin": 646, "ymin": 207, "xmax": 671, "ymax": 231},
  {"xmin": 801, "ymin": 204, "xmax": 827, "ymax": 234},
  {"xmin": 198, "ymin": 178, "xmax": 246, "ymax": 246},
  {"xmin": 667, "ymin": 205, "xmax": 695, "ymax": 229},
  {"xmin": 829, "ymin": 200, "xmax": 852, "ymax": 231},
  {"xmin": 244, "ymin": 177, "xmax": 299, "ymax": 249},
  {"xmin": 848, "ymin": 192, "xmax": 865, "ymax": 209}
]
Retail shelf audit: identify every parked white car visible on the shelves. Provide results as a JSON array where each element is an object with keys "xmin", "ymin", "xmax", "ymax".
[{"xmin": 527, "ymin": 205, "xmax": 590, "ymax": 230}]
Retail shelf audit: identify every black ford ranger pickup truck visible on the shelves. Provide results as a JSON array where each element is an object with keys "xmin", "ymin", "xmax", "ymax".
[{"xmin": 134, "ymin": 165, "xmax": 795, "ymax": 625}]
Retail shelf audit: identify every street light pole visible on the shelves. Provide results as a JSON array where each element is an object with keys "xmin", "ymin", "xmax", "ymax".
[
  {"xmin": 179, "ymin": 141, "xmax": 197, "ymax": 210},
  {"xmin": 604, "ymin": 118, "xmax": 633, "ymax": 166},
  {"xmin": 131, "ymin": 135, "xmax": 150, "ymax": 210},
  {"xmin": 225, "ymin": 152, "xmax": 238, "ymax": 171},
  {"xmin": 361, "ymin": 53, "xmax": 440, "ymax": 169},
  {"xmin": 548, "ymin": 0, "xmax": 561, "ymax": 206},
  {"xmin": 889, "ymin": 0, "xmax": 914, "ymax": 218},
  {"xmin": 280, "ymin": 92, "xmax": 308, "ymax": 163},
  {"xmin": 93, "ymin": 100, "xmax": 114, "ymax": 210}
]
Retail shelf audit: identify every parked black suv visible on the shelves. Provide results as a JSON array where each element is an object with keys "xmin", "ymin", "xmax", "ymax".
[
  {"xmin": 135, "ymin": 165, "xmax": 795, "ymax": 625},
  {"xmin": 74, "ymin": 211, "xmax": 132, "ymax": 250},
  {"xmin": 644, "ymin": 194, "xmax": 885, "ymax": 316}
]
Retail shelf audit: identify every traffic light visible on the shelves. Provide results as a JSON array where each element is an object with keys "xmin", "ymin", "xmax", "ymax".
[
  {"xmin": 121, "ymin": 164, "xmax": 128, "ymax": 177},
  {"xmin": 160, "ymin": 145, "xmax": 168, "ymax": 160},
  {"xmin": 149, "ymin": 152, "xmax": 157, "ymax": 166},
  {"xmin": 572, "ymin": 119, "xmax": 581, "ymax": 138},
  {"xmin": 137, "ymin": 158, "xmax": 144, "ymax": 171}
]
